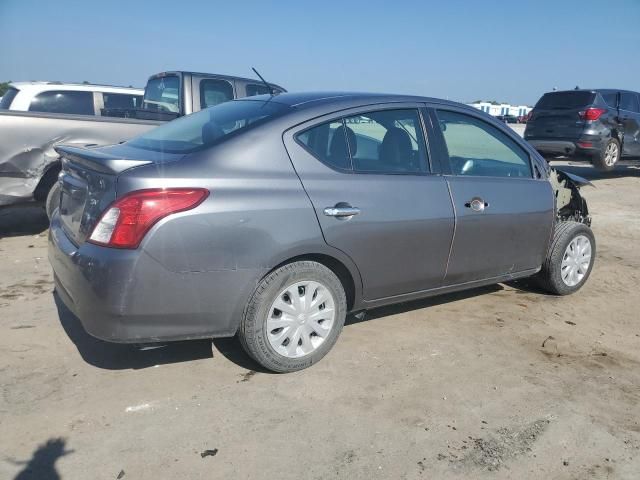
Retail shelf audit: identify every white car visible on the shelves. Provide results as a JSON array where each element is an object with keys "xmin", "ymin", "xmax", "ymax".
[{"xmin": 0, "ymin": 81, "xmax": 143, "ymax": 115}]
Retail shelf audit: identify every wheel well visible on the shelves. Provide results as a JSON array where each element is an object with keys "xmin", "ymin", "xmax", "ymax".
[
  {"xmin": 33, "ymin": 161, "xmax": 61, "ymax": 202},
  {"xmin": 272, "ymin": 254, "xmax": 356, "ymax": 310}
]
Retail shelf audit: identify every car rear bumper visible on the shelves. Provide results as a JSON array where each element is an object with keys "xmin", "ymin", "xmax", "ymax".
[
  {"xmin": 48, "ymin": 213, "xmax": 265, "ymax": 343},
  {"xmin": 527, "ymin": 136, "xmax": 605, "ymax": 159}
]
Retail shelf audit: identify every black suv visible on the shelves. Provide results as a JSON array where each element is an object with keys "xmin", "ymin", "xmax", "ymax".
[{"xmin": 524, "ymin": 89, "xmax": 640, "ymax": 171}]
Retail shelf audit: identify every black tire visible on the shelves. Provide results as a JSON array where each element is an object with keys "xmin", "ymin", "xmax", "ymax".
[
  {"xmin": 591, "ymin": 138, "xmax": 620, "ymax": 172},
  {"xmin": 45, "ymin": 181, "xmax": 61, "ymax": 220},
  {"xmin": 536, "ymin": 221, "xmax": 595, "ymax": 295},
  {"xmin": 238, "ymin": 261, "xmax": 347, "ymax": 373}
]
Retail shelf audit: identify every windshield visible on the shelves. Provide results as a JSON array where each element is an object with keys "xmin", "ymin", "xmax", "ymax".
[
  {"xmin": 128, "ymin": 99, "xmax": 290, "ymax": 154},
  {"xmin": 143, "ymin": 76, "xmax": 180, "ymax": 113},
  {"xmin": 0, "ymin": 87, "xmax": 19, "ymax": 109},
  {"xmin": 536, "ymin": 91, "xmax": 595, "ymax": 109}
]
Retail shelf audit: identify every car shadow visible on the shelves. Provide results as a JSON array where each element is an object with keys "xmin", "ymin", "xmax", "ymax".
[
  {"xmin": 552, "ymin": 161, "xmax": 640, "ymax": 181},
  {"xmin": 54, "ymin": 293, "xmax": 213, "ymax": 370},
  {"xmin": 0, "ymin": 205, "xmax": 49, "ymax": 238}
]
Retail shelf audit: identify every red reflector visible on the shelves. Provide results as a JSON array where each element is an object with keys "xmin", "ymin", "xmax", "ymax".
[
  {"xmin": 578, "ymin": 108, "xmax": 606, "ymax": 121},
  {"xmin": 577, "ymin": 141, "xmax": 593, "ymax": 148},
  {"xmin": 89, "ymin": 188, "xmax": 209, "ymax": 249}
]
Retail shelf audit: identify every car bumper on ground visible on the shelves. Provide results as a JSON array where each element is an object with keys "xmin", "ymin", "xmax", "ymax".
[{"xmin": 48, "ymin": 213, "xmax": 265, "ymax": 343}]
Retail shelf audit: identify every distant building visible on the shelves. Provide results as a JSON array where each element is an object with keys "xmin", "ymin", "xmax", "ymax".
[{"xmin": 467, "ymin": 101, "xmax": 532, "ymax": 117}]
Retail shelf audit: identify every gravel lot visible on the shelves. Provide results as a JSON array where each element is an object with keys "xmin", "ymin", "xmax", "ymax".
[{"xmin": 1, "ymin": 160, "xmax": 639, "ymax": 480}]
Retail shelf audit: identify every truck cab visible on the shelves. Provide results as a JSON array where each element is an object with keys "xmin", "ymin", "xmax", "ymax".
[{"xmin": 105, "ymin": 71, "xmax": 286, "ymax": 120}]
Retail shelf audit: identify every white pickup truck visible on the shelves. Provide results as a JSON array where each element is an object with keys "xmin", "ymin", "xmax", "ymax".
[{"xmin": 0, "ymin": 71, "xmax": 285, "ymax": 212}]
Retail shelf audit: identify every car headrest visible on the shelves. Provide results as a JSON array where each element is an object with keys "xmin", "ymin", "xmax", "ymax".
[
  {"xmin": 329, "ymin": 125, "xmax": 357, "ymax": 159},
  {"xmin": 380, "ymin": 127, "xmax": 412, "ymax": 165}
]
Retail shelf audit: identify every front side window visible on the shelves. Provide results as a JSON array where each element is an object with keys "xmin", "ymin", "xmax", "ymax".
[
  {"xmin": 143, "ymin": 75, "xmax": 180, "ymax": 113},
  {"xmin": 28, "ymin": 90, "xmax": 94, "ymax": 115},
  {"xmin": 128, "ymin": 99, "xmax": 290, "ymax": 154},
  {"xmin": 200, "ymin": 79, "xmax": 234, "ymax": 109},
  {"xmin": 620, "ymin": 92, "xmax": 640, "ymax": 113},
  {"xmin": 436, "ymin": 110, "xmax": 531, "ymax": 178}
]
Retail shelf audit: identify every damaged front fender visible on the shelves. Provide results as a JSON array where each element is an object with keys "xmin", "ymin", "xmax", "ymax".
[{"xmin": 549, "ymin": 167, "xmax": 592, "ymax": 226}]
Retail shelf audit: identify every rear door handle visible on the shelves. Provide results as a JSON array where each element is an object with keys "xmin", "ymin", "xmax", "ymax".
[
  {"xmin": 323, "ymin": 205, "xmax": 360, "ymax": 218},
  {"xmin": 464, "ymin": 198, "xmax": 489, "ymax": 212}
]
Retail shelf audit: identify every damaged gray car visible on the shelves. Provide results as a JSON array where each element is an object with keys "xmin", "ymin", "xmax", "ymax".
[{"xmin": 48, "ymin": 93, "xmax": 595, "ymax": 372}]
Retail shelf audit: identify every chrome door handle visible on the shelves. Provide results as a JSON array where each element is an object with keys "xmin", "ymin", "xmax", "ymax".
[
  {"xmin": 464, "ymin": 198, "xmax": 489, "ymax": 212},
  {"xmin": 323, "ymin": 206, "xmax": 360, "ymax": 218}
]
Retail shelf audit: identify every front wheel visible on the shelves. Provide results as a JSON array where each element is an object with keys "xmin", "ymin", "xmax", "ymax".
[
  {"xmin": 536, "ymin": 221, "xmax": 595, "ymax": 295},
  {"xmin": 238, "ymin": 261, "xmax": 347, "ymax": 372}
]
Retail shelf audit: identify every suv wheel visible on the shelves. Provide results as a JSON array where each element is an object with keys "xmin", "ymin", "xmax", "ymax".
[
  {"xmin": 238, "ymin": 261, "xmax": 347, "ymax": 372},
  {"xmin": 536, "ymin": 221, "xmax": 595, "ymax": 295},
  {"xmin": 592, "ymin": 138, "xmax": 620, "ymax": 171}
]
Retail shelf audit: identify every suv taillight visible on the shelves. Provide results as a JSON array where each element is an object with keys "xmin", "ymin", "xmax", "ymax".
[
  {"xmin": 526, "ymin": 110, "xmax": 534, "ymax": 121},
  {"xmin": 88, "ymin": 188, "xmax": 209, "ymax": 249},
  {"xmin": 578, "ymin": 107, "xmax": 606, "ymax": 121}
]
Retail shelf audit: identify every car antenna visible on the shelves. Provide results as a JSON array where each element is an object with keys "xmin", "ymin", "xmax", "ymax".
[{"xmin": 252, "ymin": 67, "xmax": 274, "ymax": 95}]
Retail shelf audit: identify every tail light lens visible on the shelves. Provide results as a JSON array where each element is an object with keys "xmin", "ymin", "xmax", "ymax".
[
  {"xmin": 88, "ymin": 188, "xmax": 209, "ymax": 249},
  {"xmin": 526, "ymin": 110, "xmax": 534, "ymax": 121},
  {"xmin": 578, "ymin": 108, "xmax": 606, "ymax": 121}
]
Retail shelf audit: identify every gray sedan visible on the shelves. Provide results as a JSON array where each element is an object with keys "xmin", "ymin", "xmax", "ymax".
[{"xmin": 48, "ymin": 92, "xmax": 595, "ymax": 372}]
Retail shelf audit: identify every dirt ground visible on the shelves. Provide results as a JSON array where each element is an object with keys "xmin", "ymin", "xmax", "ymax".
[{"xmin": 1, "ymin": 161, "xmax": 639, "ymax": 480}]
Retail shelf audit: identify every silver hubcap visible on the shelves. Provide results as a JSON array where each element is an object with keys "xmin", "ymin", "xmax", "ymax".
[
  {"xmin": 561, "ymin": 235, "xmax": 592, "ymax": 287},
  {"xmin": 604, "ymin": 142, "xmax": 619, "ymax": 166},
  {"xmin": 266, "ymin": 281, "xmax": 336, "ymax": 358}
]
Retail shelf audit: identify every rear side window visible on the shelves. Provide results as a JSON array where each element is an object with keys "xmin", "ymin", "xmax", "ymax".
[
  {"xmin": 246, "ymin": 84, "xmax": 272, "ymax": 97},
  {"xmin": 297, "ymin": 121, "xmax": 352, "ymax": 170},
  {"xmin": 536, "ymin": 91, "xmax": 595, "ymax": 109},
  {"xmin": 28, "ymin": 90, "xmax": 94, "ymax": 115},
  {"xmin": 601, "ymin": 92, "xmax": 618, "ymax": 108},
  {"xmin": 200, "ymin": 79, "xmax": 234, "ymax": 109},
  {"xmin": 620, "ymin": 93, "xmax": 640, "ymax": 113},
  {"xmin": 297, "ymin": 109, "xmax": 429, "ymax": 174},
  {"xmin": 103, "ymin": 93, "xmax": 142, "ymax": 110},
  {"xmin": 0, "ymin": 87, "xmax": 19, "ymax": 109},
  {"xmin": 436, "ymin": 110, "xmax": 531, "ymax": 178},
  {"xmin": 144, "ymin": 75, "xmax": 180, "ymax": 113}
]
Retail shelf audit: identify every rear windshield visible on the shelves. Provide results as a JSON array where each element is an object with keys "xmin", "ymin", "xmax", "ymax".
[
  {"xmin": 143, "ymin": 76, "xmax": 180, "ymax": 113},
  {"xmin": 0, "ymin": 87, "xmax": 19, "ymax": 109},
  {"xmin": 128, "ymin": 99, "xmax": 290, "ymax": 154},
  {"xmin": 535, "ymin": 91, "xmax": 595, "ymax": 109}
]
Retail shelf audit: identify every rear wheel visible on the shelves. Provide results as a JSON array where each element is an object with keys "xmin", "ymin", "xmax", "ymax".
[
  {"xmin": 238, "ymin": 261, "xmax": 347, "ymax": 372},
  {"xmin": 592, "ymin": 138, "xmax": 620, "ymax": 171},
  {"xmin": 536, "ymin": 221, "xmax": 595, "ymax": 295}
]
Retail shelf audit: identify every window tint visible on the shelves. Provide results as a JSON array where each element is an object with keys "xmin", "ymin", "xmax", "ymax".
[
  {"xmin": 200, "ymin": 79, "xmax": 234, "ymax": 109},
  {"xmin": 246, "ymin": 84, "xmax": 272, "ymax": 97},
  {"xmin": 297, "ymin": 121, "xmax": 352, "ymax": 170},
  {"xmin": 28, "ymin": 90, "xmax": 94, "ymax": 115},
  {"xmin": 601, "ymin": 92, "xmax": 618, "ymax": 108},
  {"xmin": 0, "ymin": 87, "xmax": 19, "ymax": 109},
  {"xmin": 620, "ymin": 93, "xmax": 640, "ymax": 113},
  {"xmin": 536, "ymin": 91, "xmax": 595, "ymax": 109},
  {"xmin": 345, "ymin": 109, "xmax": 428, "ymax": 173},
  {"xmin": 128, "ymin": 99, "xmax": 289, "ymax": 154},
  {"xmin": 103, "ymin": 93, "xmax": 142, "ymax": 111},
  {"xmin": 436, "ymin": 110, "xmax": 531, "ymax": 178},
  {"xmin": 144, "ymin": 75, "xmax": 180, "ymax": 113}
]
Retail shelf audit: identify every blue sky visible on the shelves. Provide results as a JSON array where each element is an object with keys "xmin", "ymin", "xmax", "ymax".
[{"xmin": 1, "ymin": 0, "xmax": 638, "ymax": 105}]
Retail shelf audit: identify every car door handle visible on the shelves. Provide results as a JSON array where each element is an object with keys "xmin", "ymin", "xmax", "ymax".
[
  {"xmin": 323, "ymin": 205, "xmax": 360, "ymax": 218},
  {"xmin": 464, "ymin": 198, "xmax": 489, "ymax": 212}
]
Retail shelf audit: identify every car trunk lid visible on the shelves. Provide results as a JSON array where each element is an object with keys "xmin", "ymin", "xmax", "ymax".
[
  {"xmin": 55, "ymin": 144, "xmax": 155, "ymax": 246},
  {"xmin": 526, "ymin": 91, "xmax": 596, "ymax": 139}
]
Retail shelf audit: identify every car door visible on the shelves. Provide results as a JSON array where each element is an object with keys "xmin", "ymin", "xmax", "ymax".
[
  {"xmin": 283, "ymin": 105, "xmax": 454, "ymax": 301},
  {"xmin": 619, "ymin": 92, "xmax": 640, "ymax": 156},
  {"xmin": 429, "ymin": 107, "xmax": 554, "ymax": 285}
]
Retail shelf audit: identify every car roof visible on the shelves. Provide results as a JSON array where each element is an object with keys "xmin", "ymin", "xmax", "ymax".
[
  {"xmin": 9, "ymin": 82, "xmax": 144, "ymax": 95},
  {"xmin": 149, "ymin": 71, "xmax": 286, "ymax": 91},
  {"xmin": 543, "ymin": 88, "xmax": 638, "ymax": 95},
  {"xmin": 237, "ymin": 91, "xmax": 463, "ymax": 111}
]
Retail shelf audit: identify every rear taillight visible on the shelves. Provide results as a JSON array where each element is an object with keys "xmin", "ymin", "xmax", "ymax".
[
  {"xmin": 526, "ymin": 110, "xmax": 534, "ymax": 121},
  {"xmin": 578, "ymin": 108, "xmax": 606, "ymax": 121},
  {"xmin": 88, "ymin": 188, "xmax": 209, "ymax": 249}
]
